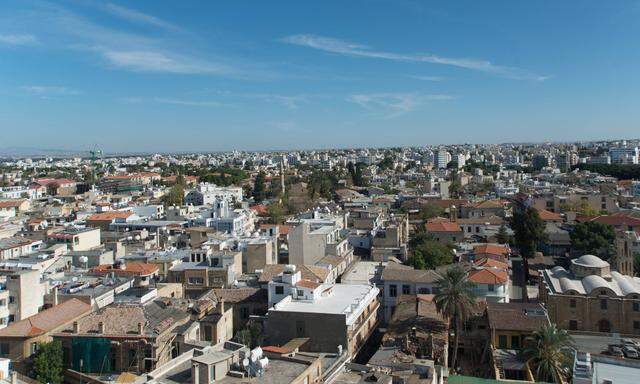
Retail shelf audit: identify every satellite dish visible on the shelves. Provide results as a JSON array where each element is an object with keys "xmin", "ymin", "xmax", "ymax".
[{"xmin": 242, "ymin": 358, "xmax": 250, "ymax": 367}]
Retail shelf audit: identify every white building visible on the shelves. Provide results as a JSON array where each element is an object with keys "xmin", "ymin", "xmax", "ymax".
[
  {"xmin": 436, "ymin": 150, "xmax": 451, "ymax": 169},
  {"xmin": 184, "ymin": 183, "xmax": 243, "ymax": 206},
  {"xmin": 609, "ymin": 146, "xmax": 639, "ymax": 165}
]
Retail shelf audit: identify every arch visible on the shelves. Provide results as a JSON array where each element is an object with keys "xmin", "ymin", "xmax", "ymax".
[{"xmin": 597, "ymin": 319, "xmax": 612, "ymax": 333}]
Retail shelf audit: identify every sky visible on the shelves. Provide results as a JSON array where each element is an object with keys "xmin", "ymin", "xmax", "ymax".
[{"xmin": 1, "ymin": 0, "xmax": 640, "ymax": 153}]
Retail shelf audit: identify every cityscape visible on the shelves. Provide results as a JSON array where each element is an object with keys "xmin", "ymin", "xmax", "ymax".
[{"xmin": 2, "ymin": 1, "xmax": 640, "ymax": 384}]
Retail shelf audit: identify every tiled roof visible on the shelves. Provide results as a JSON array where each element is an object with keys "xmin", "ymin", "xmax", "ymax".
[
  {"xmin": 257, "ymin": 264, "xmax": 329, "ymax": 284},
  {"xmin": 381, "ymin": 262, "xmax": 442, "ymax": 283},
  {"xmin": 92, "ymin": 263, "xmax": 159, "ymax": 277},
  {"xmin": 0, "ymin": 199, "xmax": 26, "ymax": 208},
  {"xmin": 473, "ymin": 244, "xmax": 509, "ymax": 257},
  {"xmin": 537, "ymin": 209, "xmax": 562, "ymax": 221},
  {"xmin": 486, "ymin": 302, "xmax": 549, "ymax": 332},
  {"xmin": 0, "ymin": 299, "xmax": 91, "ymax": 338},
  {"xmin": 296, "ymin": 279, "xmax": 322, "ymax": 289},
  {"xmin": 474, "ymin": 258, "xmax": 509, "ymax": 270},
  {"xmin": 87, "ymin": 211, "xmax": 135, "ymax": 221},
  {"xmin": 425, "ymin": 221, "xmax": 462, "ymax": 233},
  {"xmin": 468, "ymin": 268, "xmax": 508, "ymax": 285},
  {"xmin": 208, "ymin": 288, "xmax": 266, "ymax": 303},
  {"xmin": 589, "ymin": 214, "xmax": 640, "ymax": 227}
]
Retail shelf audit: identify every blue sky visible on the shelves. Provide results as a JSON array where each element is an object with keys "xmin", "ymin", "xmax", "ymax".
[{"xmin": 1, "ymin": 0, "xmax": 639, "ymax": 152}]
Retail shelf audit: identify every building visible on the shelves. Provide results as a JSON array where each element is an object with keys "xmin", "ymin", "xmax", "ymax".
[
  {"xmin": 609, "ymin": 146, "xmax": 639, "ymax": 164},
  {"xmin": 47, "ymin": 227, "xmax": 101, "ymax": 252},
  {"xmin": 184, "ymin": 183, "xmax": 243, "ymax": 205},
  {"xmin": 0, "ymin": 269, "xmax": 44, "ymax": 327},
  {"xmin": 85, "ymin": 211, "xmax": 139, "ymax": 231},
  {"xmin": 540, "ymin": 254, "xmax": 640, "ymax": 334},
  {"xmin": 468, "ymin": 259, "xmax": 510, "ymax": 303},
  {"xmin": 265, "ymin": 282, "xmax": 380, "ymax": 358},
  {"xmin": 0, "ymin": 299, "xmax": 92, "ymax": 373},
  {"xmin": 425, "ymin": 220, "xmax": 463, "ymax": 244},
  {"xmin": 167, "ymin": 249, "xmax": 241, "ymax": 296},
  {"xmin": 288, "ymin": 218, "xmax": 352, "ymax": 266},
  {"xmin": 381, "ymin": 262, "xmax": 441, "ymax": 322}
]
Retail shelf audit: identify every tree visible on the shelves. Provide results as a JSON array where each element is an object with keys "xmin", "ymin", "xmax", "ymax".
[
  {"xmin": 175, "ymin": 174, "xmax": 186, "ymax": 187},
  {"xmin": 509, "ymin": 205, "xmax": 546, "ymax": 286},
  {"xmin": 523, "ymin": 324, "xmax": 573, "ymax": 383},
  {"xmin": 419, "ymin": 204, "xmax": 445, "ymax": 220},
  {"xmin": 162, "ymin": 185, "xmax": 184, "ymax": 207},
  {"xmin": 408, "ymin": 232, "xmax": 454, "ymax": 269},
  {"xmin": 235, "ymin": 322, "xmax": 264, "ymax": 348},
  {"xmin": 31, "ymin": 341, "xmax": 64, "ymax": 384},
  {"xmin": 252, "ymin": 172, "xmax": 267, "ymax": 202},
  {"xmin": 496, "ymin": 224, "xmax": 510, "ymax": 244},
  {"xmin": 267, "ymin": 202, "xmax": 285, "ymax": 224},
  {"xmin": 570, "ymin": 221, "xmax": 616, "ymax": 260},
  {"xmin": 434, "ymin": 266, "xmax": 476, "ymax": 371},
  {"xmin": 46, "ymin": 182, "xmax": 59, "ymax": 196}
]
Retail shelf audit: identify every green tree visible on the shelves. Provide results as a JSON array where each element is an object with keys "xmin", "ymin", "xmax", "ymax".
[
  {"xmin": 570, "ymin": 221, "xmax": 616, "ymax": 260},
  {"xmin": 235, "ymin": 322, "xmax": 264, "ymax": 348},
  {"xmin": 509, "ymin": 205, "xmax": 546, "ymax": 286},
  {"xmin": 175, "ymin": 174, "xmax": 186, "ymax": 187},
  {"xmin": 31, "ymin": 341, "xmax": 64, "ymax": 384},
  {"xmin": 419, "ymin": 204, "xmax": 445, "ymax": 220},
  {"xmin": 267, "ymin": 202, "xmax": 285, "ymax": 224},
  {"xmin": 496, "ymin": 224, "xmax": 510, "ymax": 244},
  {"xmin": 434, "ymin": 266, "xmax": 476, "ymax": 371},
  {"xmin": 523, "ymin": 324, "xmax": 573, "ymax": 383},
  {"xmin": 162, "ymin": 185, "xmax": 184, "ymax": 207},
  {"xmin": 408, "ymin": 232, "xmax": 454, "ymax": 269},
  {"xmin": 252, "ymin": 172, "xmax": 267, "ymax": 202}
]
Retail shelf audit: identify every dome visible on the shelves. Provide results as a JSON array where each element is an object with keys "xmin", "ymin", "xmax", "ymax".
[
  {"xmin": 573, "ymin": 254, "xmax": 609, "ymax": 268},
  {"xmin": 582, "ymin": 275, "xmax": 610, "ymax": 294}
]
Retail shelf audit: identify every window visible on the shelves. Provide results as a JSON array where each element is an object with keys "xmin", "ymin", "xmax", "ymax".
[
  {"xmin": 600, "ymin": 299, "xmax": 608, "ymax": 310},
  {"xmin": 570, "ymin": 299, "xmax": 576, "ymax": 308},
  {"xmin": 30, "ymin": 342, "xmax": 39, "ymax": 355},
  {"xmin": 634, "ymin": 302, "xmax": 640, "ymax": 312},
  {"xmin": 569, "ymin": 320, "xmax": 578, "ymax": 330},
  {"xmin": 498, "ymin": 335, "xmax": 507, "ymax": 349},
  {"xmin": 635, "ymin": 321, "xmax": 640, "ymax": 330},
  {"xmin": 389, "ymin": 285, "xmax": 397, "ymax": 298},
  {"xmin": 418, "ymin": 288, "xmax": 430, "ymax": 294},
  {"xmin": 275, "ymin": 286, "xmax": 284, "ymax": 295},
  {"xmin": 402, "ymin": 285, "xmax": 410, "ymax": 295},
  {"xmin": 511, "ymin": 336, "xmax": 520, "ymax": 349},
  {"xmin": 297, "ymin": 290, "xmax": 304, "ymax": 297},
  {"xmin": 0, "ymin": 343, "xmax": 9, "ymax": 357},
  {"xmin": 188, "ymin": 277, "xmax": 204, "ymax": 285},
  {"xmin": 240, "ymin": 307, "xmax": 249, "ymax": 319},
  {"xmin": 488, "ymin": 284, "xmax": 495, "ymax": 292},
  {"xmin": 8, "ymin": 296, "xmax": 14, "ymax": 304},
  {"xmin": 210, "ymin": 365, "xmax": 216, "ymax": 381},
  {"xmin": 296, "ymin": 320, "xmax": 305, "ymax": 337}
]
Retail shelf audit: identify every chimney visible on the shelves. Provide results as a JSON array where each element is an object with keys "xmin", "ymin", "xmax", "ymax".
[
  {"xmin": 449, "ymin": 205, "xmax": 458, "ymax": 222},
  {"xmin": 53, "ymin": 286, "xmax": 59, "ymax": 306},
  {"xmin": 73, "ymin": 321, "xmax": 80, "ymax": 333},
  {"xmin": 98, "ymin": 322, "xmax": 105, "ymax": 334},
  {"xmin": 138, "ymin": 322, "xmax": 144, "ymax": 335},
  {"xmin": 218, "ymin": 299, "xmax": 225, "ymax": 314}
]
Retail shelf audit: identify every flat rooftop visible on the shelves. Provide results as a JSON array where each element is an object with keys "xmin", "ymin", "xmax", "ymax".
[{"xmin": 270, "ymin": 283, "xmax": 379, "ymax": 322}]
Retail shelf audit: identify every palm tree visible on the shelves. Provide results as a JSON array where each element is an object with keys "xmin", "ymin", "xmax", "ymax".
[
  {"xmin": 523, "ymin": 323, "xmax": 573, "ymax": 383},
  {"xmin": 434, "ymin": 265, "xmax": 476, "ymax": 371}
]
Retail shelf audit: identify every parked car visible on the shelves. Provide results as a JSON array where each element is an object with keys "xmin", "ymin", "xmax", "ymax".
[
  {"xmin": 608, "ymin": 345, "xmax": 624, "ymax": 357},
  {"xmin": 623, "ymin": 346, "xmax": 639, "ymax": 359}
]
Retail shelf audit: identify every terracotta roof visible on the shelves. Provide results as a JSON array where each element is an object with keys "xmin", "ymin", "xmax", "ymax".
[
  {"xmin": 474, "ymin": 258, "xmax": 509, "ymax": 270},
  {"xmin": 468, "ymin": 268, "xmax": 508, "ymax": 285},
  {"xmin": 537, "ymin": 209, "xmax": 562, "ymax": 221},
  {"xmin": 473, "ymin": 244, "xmax": 509, "ymax": 257},
  {"xmin": 296, "ymin": 279, "xmax": 322, "ymax": 289},
  {"xmin": 250, "ymin": 204, "xmax": 268, "ymax": 216},
  {"xmin": 86, "ymin": 211, "xmax": 134, "ymax": 221},
  {"xmin": 92, "ymin": 263, "xmax": 159, "ymax": 277},
  {"xmin": 589, "ymin": 214, "xmax": 640, "ymax": 227},
  {"xmin": 425, "ymin": 221, "xmax": 462, "ymax": 233},
  {"xmin": 0, "ymin": 199, "xmax": 27, "ymax": 208},
  {"xmin": 0, "ymin": 299, "xmax": 91, "ymax": 338}
]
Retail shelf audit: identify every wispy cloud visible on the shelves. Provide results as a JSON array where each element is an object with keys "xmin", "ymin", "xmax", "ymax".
[
  {"xmin": 98, "ymin": 49, "xmax": 234, "ymax": 75},
  {"xmin": 248, "ymin": 94, "xmax": 308, "ymax": 109},
  {"xmin": 0, "ymin": 34, "xmax": 37, "ymax": 45},
  {"xmin": 154, "ymin": 98, "xmax": 226, "ymax": 107},
  {"xmin": 21, "ymin": 85, "xmax": 81, "ymax": 97},
  {"xmin": 347, "ymin": 92, "xmax": 453, "ymax": 118},
  {"xmin": 104, "ymin": 3, "xmax": 180, "ymax": 32},
  {"xmin": 281, "ymin": 34, "xmax": 549, "ymax": 81},
  {"xmin": 409, "ymin": 75, "xmax": 445, "ymax": 82}
]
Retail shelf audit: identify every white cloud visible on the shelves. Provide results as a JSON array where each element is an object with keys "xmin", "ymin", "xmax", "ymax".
[
  {"xmin": 104, "ymin": 3, "xmax": 181, "ymax": 32},
  {"xmin": 99, "ymin": 49, "xmax": 234, "ymax": 75},
  {"xmin": 248, "ymin": 94, "xmax": 308, "ymax": 109},
  {"xmin": 154, "ymin": 98, "xmax": 225, "ymax": 107},
  {"xmin": 347, "ymin": 92, "xmax": 453, "ymax": 117},
  {"xmin": 0, "ymin": 34, "xmax": 37, "ymax": 45},
  {"xmin": 21, "ymin": 85, "xmax": 81, "ymax": 96},
  {"xmin": 409, "ymin": 75, "xmax": 445, "ymax": 82},
  {"xmin": 282, "ymin": 34, "xmax": 548, "ymax": 81}
]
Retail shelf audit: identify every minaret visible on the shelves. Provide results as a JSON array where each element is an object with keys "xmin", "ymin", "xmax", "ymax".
[
  {"xmin": 615, "ymin": 232, "xmax": 635, "ymax": 276},
  {"xmin": 280, "ymin": 159, "xmax": 286, "ymax": 195}
]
